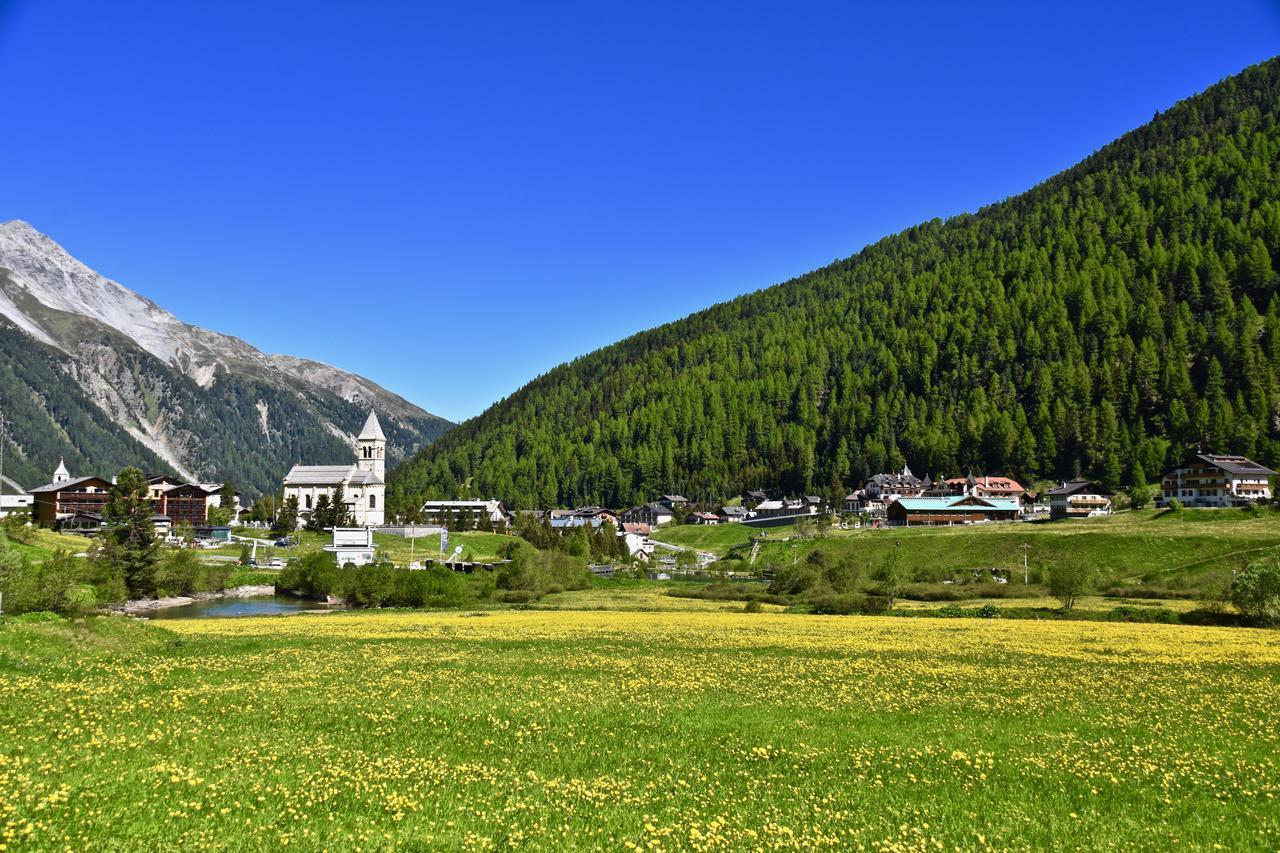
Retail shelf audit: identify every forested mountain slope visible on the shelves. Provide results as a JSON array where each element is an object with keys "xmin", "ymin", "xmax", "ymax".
[{"xmin": 390, "ymin": 56, "xmax": 1280, "ymax": 511}]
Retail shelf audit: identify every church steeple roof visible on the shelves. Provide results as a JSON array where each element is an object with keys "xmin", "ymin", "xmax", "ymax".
[
  {"xmin": 358, "ymin": 410, "xmax": 386, "ymax": 442},
  {"xmin": 53, "ymin": 458, "xmax": 70, "ymax": 482}
]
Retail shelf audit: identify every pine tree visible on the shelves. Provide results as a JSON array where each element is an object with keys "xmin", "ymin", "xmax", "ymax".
[{"xmin": 98, "ymin": 467, "xmax": 159, "ymax": 598}]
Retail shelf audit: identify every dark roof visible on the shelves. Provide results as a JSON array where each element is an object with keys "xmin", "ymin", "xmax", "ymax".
[
  {"xmin": 1046, "ymin": 481, "xmax": 1113, "ymax": 497},
  {"xmin": 29, "ymin": 476, "xmax": 112, "ymax": 494},
  {"xmin": 1191, "ymin": 454, "xmax": 1278, "ymax": 477}
]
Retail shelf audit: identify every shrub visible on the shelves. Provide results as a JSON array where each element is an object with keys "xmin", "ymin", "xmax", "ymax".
[
  {"xmin": 1231, "ymin": 557, "xmax": 1280, "ymax": 627},
  {"xmin": 155, "ymin": 548, "xmax": 203, "ymax": 597},
  {"xmin": 743, "ymin": 598, "xmax": 764, "ymax": 613},
  {"xmin": 1048, "ymin": 558, "xmax": 1095, "ymax": 610},
  {"xmin": 498, "ymin": 589, "xmax": 542, "ymax": 603},
  {"xmin": 873, "ymin": 549, "xmax": 912, "ymax": 604},
  {"xmin": 809, "ymin": 593, "xmax": 866, "ymax": 615},
  {"xmin": 277, "ymin": 552, "xmax": 337, "ymax": 597},
  {"xmin": 768, "ymin": 563, "xmax": 821, "ymax": 595},
  {"xmin": 824, "ymin": 558, "xmax": 861, "ymax": 593}
]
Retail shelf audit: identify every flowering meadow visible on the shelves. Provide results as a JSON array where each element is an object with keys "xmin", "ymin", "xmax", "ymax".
[{"xmin": 1, "ymin": 610, "xmax": 1278, "ymax": 850}]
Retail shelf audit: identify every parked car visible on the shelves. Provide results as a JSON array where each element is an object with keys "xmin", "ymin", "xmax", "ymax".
[
  {"xmin": 269, "ymin": 558, "xmax": 284, "ymax": 569},
  {"xmin": 273, "ymin": 537, "xmax": 294, "ymax": 548},
  {"xmin": 245, "ymin": 558, "xmax": 258, "ymax": 568}
]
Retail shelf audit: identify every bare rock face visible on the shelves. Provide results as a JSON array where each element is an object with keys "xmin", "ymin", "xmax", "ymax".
[{"xmin": 0, "ymin": 220, "xmax": 452, "ymax": 494}]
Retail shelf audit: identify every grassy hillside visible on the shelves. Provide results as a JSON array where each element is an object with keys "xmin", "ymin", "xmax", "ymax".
[
  {"xmin": 746, "ymin": 508, "xmax": 1280, "ymax": 591},
  {"xmin": 1, "ymin": 611, "xmax": 1276, "ymax": 848},
  {"xmin": 391, "ymin": 56, "xmax": 1280, "ymax": 511}
]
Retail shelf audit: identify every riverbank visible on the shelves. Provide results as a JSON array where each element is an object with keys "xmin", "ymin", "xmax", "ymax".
[{"xmin": 115, "ymin": 584, "xmax": 276, "ymax": 614}]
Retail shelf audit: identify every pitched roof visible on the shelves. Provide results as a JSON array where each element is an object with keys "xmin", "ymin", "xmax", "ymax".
[
  {"xmin": 53, "ymin": 458, "xmax": 69, "ymax": 480},
  {"xmin": 1192, "ymin": 453, "xmax": 1278, "ymax": 477},
  {"xmin": 946, "ymin": 475, "xmax": 1025, "ymax": 492},
  {"xmin": 1046, "ymin": 481, "xmax": 1113, "ymax": 497},
  {"xmin": 29, "ymin": 475, "xmax": 112, "ymax": 493},
  {"xmin": 358, "ymin": 410, "xmax": 386, "ymax": 442},
  {"xmin": 348, "ymin": 468, "xmax": 384, "ymax": 486},
  {"xmin": 283, "ymin": 464, "xmax": 356, "ymax": 486}
]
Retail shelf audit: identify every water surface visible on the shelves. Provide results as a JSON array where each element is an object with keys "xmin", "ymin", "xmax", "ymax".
[{"xmin": 148, "ymin": 594, "xmax": 341, "ymax": 620}]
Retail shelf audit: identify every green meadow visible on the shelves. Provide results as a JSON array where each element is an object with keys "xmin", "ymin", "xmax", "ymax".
[{"xmin": 0, "ymin": 608, "xmax": 1277, "ymax": 850}]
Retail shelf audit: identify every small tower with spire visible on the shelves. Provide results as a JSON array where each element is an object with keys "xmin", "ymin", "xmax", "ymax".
[
  {"xmin": 53, "ymin": 458, "xmax": 70, "ymax": 485},
  {"xmin": 356, "ymin": 411, "xmax": 386, "ymax": 481}
]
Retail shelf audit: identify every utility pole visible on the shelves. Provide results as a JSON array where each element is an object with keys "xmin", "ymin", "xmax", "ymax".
[{"xmin": 1020, "ymin": 542, "xmax": 1031, "ymax": 585}]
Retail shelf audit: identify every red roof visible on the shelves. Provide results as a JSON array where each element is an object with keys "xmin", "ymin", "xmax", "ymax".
[{"xmin": 945, "ymin": 475, "xmax": 1025, "ymax": 492}]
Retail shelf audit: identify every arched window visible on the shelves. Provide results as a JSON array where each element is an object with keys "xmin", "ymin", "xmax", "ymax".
[
  {"xmin": 305, "ymin": 494, "xmax": 313, "ymax": 509},
  {"xmin": 369, "ymin": 494, "xmax": 376, "ymax": 509}
]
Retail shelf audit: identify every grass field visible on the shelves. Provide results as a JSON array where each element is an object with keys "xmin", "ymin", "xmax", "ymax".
[
  {"xmin": 1, "ymin": 609, "xmax": 1277, "ymax": 849},
  {"xmin": 650, "ymin": 509, "xmax": 1280, "ymax": 589},
  {"xmin": 3, "ymin": 528, "xmax": 91, "ymax": 564},
  {"xmin": 649, "ymin": 522, "xmax": 758, "ymax": 554}
]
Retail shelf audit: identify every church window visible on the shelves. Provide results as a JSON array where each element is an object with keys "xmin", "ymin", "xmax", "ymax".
[
  {"xmin": 369, "ymin": 494, "xmax": 376, "ymax": 509},
  {"xmin": 305, "ymin": 494, "xmax": 312, "ymax": 509}
]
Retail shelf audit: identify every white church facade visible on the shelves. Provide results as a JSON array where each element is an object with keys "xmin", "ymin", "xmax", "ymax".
[{"xmin": 282, "ymin": 410, "xmax": 387, "ymax": 527}]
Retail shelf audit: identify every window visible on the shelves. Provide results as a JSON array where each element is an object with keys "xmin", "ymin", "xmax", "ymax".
[
  {"xmin": 369, "ymin": 494, "xmax": 376, "ymax": 509},
  {"xmin": 305, "ymin": 494, "xmax": 313, "ymax": 509}
]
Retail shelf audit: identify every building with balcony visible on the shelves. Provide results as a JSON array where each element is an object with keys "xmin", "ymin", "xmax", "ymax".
[
  {"xmin": 1159, "ymin": 453, "xmax": 1276, "ymax": 508},
  {"xmin": 1047, "ymin": 481, "xmax": 1113, "ymax": 520}
]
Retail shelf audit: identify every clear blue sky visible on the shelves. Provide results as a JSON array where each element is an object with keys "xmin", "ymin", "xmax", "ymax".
[{"xmin": 1, "ymin": 1, "xmax": 1277, "ymax": 422}]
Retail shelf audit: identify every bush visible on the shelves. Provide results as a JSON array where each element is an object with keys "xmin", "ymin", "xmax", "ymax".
[
  {"xmin": 1110, "ymin": 605, "xmax": 1178, "ymax": 623},
  {"xmin": 277, "ymin": 552, "xmax": 337, "ymax": 598},
  {"xmin": 1048, "ymin": 558, "xmax": 1095, "ymax": 610},
  {"xmin": 1231, "ymin": 557, "xmax": 1280, "ymax": 627},
  {"xmin": 0, "ymin": 548, "xmax": 115, "ymax": 617},
  {"xmin": 497, "ymin": 589, "xmax": 542, "ymax": 603},
  {"xmin": 743, "ymin": 598, "xmax": 764, "ymax": 613},
  {"xmin": 873, "ymin": 549, "xmax": 912, "ymax": 604},
  {"xmin": 824, "ymin": 558, "xmax": 861, "ymax": 593},
  {"xmin": 809, "ymin": 593, "xmax": 866, "ymax": 615},
  {"xmin": 768, "ymin": 563, "xmax": 821, "ymax": 595}
]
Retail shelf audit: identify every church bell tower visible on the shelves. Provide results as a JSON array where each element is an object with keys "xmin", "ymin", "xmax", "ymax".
[{"xmin": 356, "ymin": 410, "xmax": 387, "ymax": 480}]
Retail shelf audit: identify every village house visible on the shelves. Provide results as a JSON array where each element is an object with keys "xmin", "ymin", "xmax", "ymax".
[
  {"xmin": 29, "ymin": 460, "xmax": 114, "ymax": 529},
  {"xmin": 1159, "ymin": 453, "xmax": 1277, "ymax": 508},
  {"xmin": 1047, "ymin": 481, "xmax": 1113, "ymax": 520},
  {"xmin": 687, "ymin": 511, "xmax": 719, "ymax": 525},
  {"xmin": 659, "ymin": 495, "xmax": 689, "ymax": 510},
  {"xmin": 886, "ymin": 495, "xmax": 1021, "ymax": 526},
  {"xmin": 419, "ymin": 499, "xmax": 510, "ymax": 527},
  {"xmin": 620, "ymin": 503, "xmax": 674, "ymax": 527},
  {"xmin": 863, "ymin": 465, "xmax": 926, "ymax": 503},
  {"xmin": 717, "ymin": 505, "xmax": 750, "ymax": 523},
  {"xmin": 744, "ymin": 489, "xmax": 770, "ymax": 507},
  {"xmin": 283, "ymin": 411, "xmax": 387, "ymax": 527},
  {"xmin": 943, "ymin": 473, "xmax": 1027, "ymax": 501},
  {"xmin": 154, "ymin": 482, "xmax": 216, "ymax": 527},
  {"xmin": 552, "ymin": 506, "xmax": 619, "ymax": 526}
]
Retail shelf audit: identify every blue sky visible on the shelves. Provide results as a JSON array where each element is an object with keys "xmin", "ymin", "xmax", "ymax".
[{"xmin": 1, "ymin": 1, "xmax": 1277, "ymax": 422}]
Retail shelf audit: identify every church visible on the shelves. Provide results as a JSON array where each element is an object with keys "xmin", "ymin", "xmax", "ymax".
[{"xmin": 282, "ymin": 410, "xmax": 387, "ymax": 527}]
